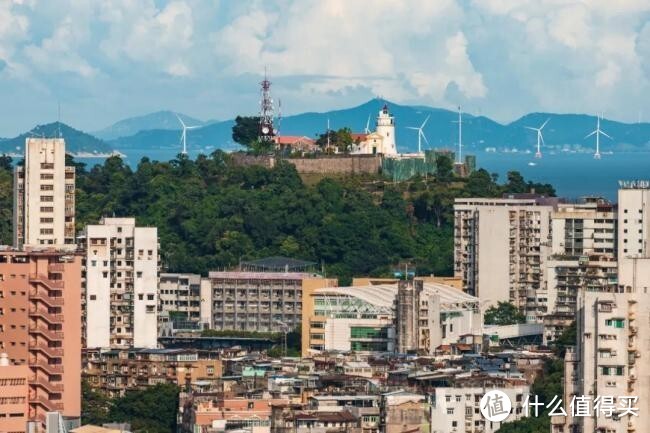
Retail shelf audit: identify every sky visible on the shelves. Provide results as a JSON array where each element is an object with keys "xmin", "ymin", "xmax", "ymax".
[{"xmin": 2, "ymin": 0, "xmax": 650, "ymax": 136}]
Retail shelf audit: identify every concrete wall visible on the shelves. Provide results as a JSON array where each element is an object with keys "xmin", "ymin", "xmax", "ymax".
[{"xmin": 288, "ymin": 155, "xmax": 381, "ymax": 174}]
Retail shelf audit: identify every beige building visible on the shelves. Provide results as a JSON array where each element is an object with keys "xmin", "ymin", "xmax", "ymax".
[
  {"xmin": 454, "ymin": 196, "xmax": 556, "ymax": 322},
  {"xmin": 544, "ymin": 198, "xmax": 618, "ymax": 343},
  {"xmin": 13, "ymin": 138, "xmax": 75, "ymax": 249},
  {"xmin": 158, "ymin": 273, "xmax": 202, "ymax": 334},
  {"xmin": 206, "ymin": 258, "xmax": 335, "ymax": 333},
  {"xmin": 83, "ymin": 218, "xmax": 159, "ymax": 349}
]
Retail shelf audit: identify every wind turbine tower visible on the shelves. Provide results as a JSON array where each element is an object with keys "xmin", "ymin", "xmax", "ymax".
[
  {"xmin": 525, "ymin": 118, "xmax": 550, "ymax": 158},
  {"xmin": 452, "ymin": 106, "xmax": 463, "ymax": 164},
  {"xmin": 406, "ymin": 115, "xmax": 430, "ymax": 154},
  {"xmin": 175, "ymin": 114, "xmax": 200, "ymax": 155},
  {"xmin": 585, "ymin": 115, "xmax": 612, "ymax": 160}
]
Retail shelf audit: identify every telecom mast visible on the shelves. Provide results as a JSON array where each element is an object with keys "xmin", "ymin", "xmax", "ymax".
[{"xmin": 258, "ymin": 69, "xmax": 276, "ymax": 141}]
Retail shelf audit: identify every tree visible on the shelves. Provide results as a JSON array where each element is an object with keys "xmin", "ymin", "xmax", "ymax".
[
  {"xmin": 434, "ymin": 153, "xmax": 454, "ymax": 183},
  {"xmin": 232, "ymin": 116, "xmax": 261, "ymax": 148},
  {"xmin": 316, "ymin": 127, "xmax": 354, "ymax": 153},
  {"xmin": 109, "ymin": 383, "xmax": 180, "ymax": 433},
  {"xmin": 81, "ymin": 380, "xmax": 111, "ymax": 426},
  {"xmin": 484, "ymin": 302, "xmax": 526, "ymax": 326}
]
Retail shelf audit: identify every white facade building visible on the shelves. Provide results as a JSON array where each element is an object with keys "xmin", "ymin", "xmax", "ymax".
[
  {"xmin": 13, "ymin": 138, "xmax": 76, "ymax": 248},
  {"xmin": 454, "ymin": 197, "xmax": 556, "ymax": 322},
  {"xmin": 430, "ymin": 381, "xmax": 529, "ymax": 433},
  {"xmin": 158, "ymin": 273, "xmax": 202, "ymax": 333},
  {"xmin": 554, "ymin": 185, "xmax": 650, "ymax": 433},
  {"xmin": 352, "ymin": 104, "xmax": 397, "ymax": 155},
  {"xmin": 84, "ymin": 218, "xmax": 159, "ymax": 348}
]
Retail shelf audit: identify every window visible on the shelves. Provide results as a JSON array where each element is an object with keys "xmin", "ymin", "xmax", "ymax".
[
  {"xmin": 137, "ymin": 271, "xmax": 143, "ymax": 278},
  {"xmin": 138, "ymin": 294, "xmax": 143, "ymax": 300},
  {"xmin": 446, "ymin": 408, "xmax": 454, "ymax": 415},
  {"xmin": 605, "ymin": 319, "xmax": 624, "ymax": 328},
  {"xmin": 40, "ymin": 218, "xmax": 54, "ymax": 223},
  {"xmin": 40, "ymin": 184, "xmax": 54, "ymax": 191},
  {"xmin": 147, "ymin": 294, "xmax": 154, "ymax": 301},
  {"xmin": 40, "ymin": 173, "xmax": 54, "ymax": 180},
  {"xmin": 89, "ymin": 295, "xmax": 97, "ymax": 301},
  {"xmin": 40, "ymin": 228, "xmax": 54, "ymax": 235},
  {"xmin": 146, "ymin": 306, "xmax": 155, "ymax": 313},
  {"xmin": 40, "ymin": 195, "xmax": 54, "ymax": 202}
]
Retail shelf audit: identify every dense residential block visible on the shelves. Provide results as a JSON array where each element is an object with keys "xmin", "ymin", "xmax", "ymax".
[{"xmin": 82, "ymin": 218, "xmax": 159, "ymax": 349}]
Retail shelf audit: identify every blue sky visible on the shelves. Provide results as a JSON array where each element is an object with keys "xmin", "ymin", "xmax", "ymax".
[{"xmin": 1, "ymin": 0, "xmax": 650, "ymax": 136}]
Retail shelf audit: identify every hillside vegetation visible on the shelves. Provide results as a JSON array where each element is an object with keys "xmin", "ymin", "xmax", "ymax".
[{"xmin": 0, "ymin": 152, "xmax": 554, "ymax": 282}]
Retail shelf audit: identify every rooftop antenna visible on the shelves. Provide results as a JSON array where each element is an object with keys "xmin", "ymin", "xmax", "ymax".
[
  {"xmin": 57, "ymin": 101, "xmax": 62, "ymax": 138},
  {"xmin": 406, "ymin": 114, "xmax": 430, "ymax": 154},
  {"xmin": 364, "ymin": 114, "xmax": 371, "ymax": 134},
  {"xmin": 452, "ymin": 106, "xmax": 462, "ymax": 163},
  {"xmin": 585, "ymin": 114, "xmax": 612, "ymax": 160},
  {"xmin": 524, "ymin": 118, "xmax": 550, "ymax": 158},
  {"xmin": 175, "ymin": 113, "xmax": 200, "ymax": 155},
  {"xmin": 277, "ymin": 99, "xmax": 282, "ymax": 138},
  {"xmin": 326, "ymin": 117, "xmax": 331, "ymax": 151}
]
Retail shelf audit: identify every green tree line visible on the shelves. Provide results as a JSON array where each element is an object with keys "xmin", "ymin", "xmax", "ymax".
[{"xmin": 0, "ymin": 152, "xmax": 554, "ymax": 282}]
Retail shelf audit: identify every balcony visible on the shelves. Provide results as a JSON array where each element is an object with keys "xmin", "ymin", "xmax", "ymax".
[
  {"xmin": 29, "ymin": 376, "xmax": 64, "ymax": 393},
  {"xmin": 29, "ymin": 344, "xmax": 64, "ymax": 359},
  {"xmin": 29, "ymin": 324, "xmax": 64, "ymax": 341},
  {"xmin": 29, "ymin": 308, "xmax": 64, "ymax": 324},
  {"xmin": 48, "ymin": 263, "xmax": 65, "ymax": 273},
  {"xmin": 29, "ymin": 288, "xmax": 64, "ymax": 307},
  {"xmin": 31, "ymin": 359, "xmax": 64, "ymax": 375},
  {"xmin": 31, "ymin": 394, "xmax": 64, "ymax": 411},
  {"xmin": 30, "ymin": 274, "xmax": 64, "ymax": 289}
]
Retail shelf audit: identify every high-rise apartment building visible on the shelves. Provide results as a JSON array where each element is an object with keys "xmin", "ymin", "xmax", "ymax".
[
  {"xmin": 0, "ymin": 250, "xmax": 82, "ymax": 431},
  {"xmin": 543, "ymin": 198, "xmax": 618, "ymax": 343},
  {"xmin": 554, "ymin": 185, "xmax": 650, "ymax": 433},
  {"xmin": 13, "ymin": 138, "xmax": 75, "ymax": 249},
  {"xmin": 83, "ymin": 218, "xmax": 159, "ymax": 349},
  {"xmin": 158, "ymin": 273, "xmax": 202, "ymax": 334},
  {"xmin": 454, "ymin": 196, "xmax": 557, "ymax": 322}
]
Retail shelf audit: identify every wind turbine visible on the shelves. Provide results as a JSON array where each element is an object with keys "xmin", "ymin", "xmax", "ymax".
[
  {"xmin": 585, "ymin": 115, "xmax": 611, "ymax": 160},
  {"xmin": 175, "ymin": 114, "xmax": 200, "ymax": 155},
  {"xmin": 525, "ymin": 118, "xmax": 550, "ymax": 158},
  {"xmin": 364, "ymin": 114, "xmax": 372, "ymax": 134},
  {"xmin": 406, "ymin": 114, "xmax": 431, "ymax": 153}
]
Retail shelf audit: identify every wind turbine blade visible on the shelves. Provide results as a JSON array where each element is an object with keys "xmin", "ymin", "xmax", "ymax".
[
  {"xmin": 524, "ymin": 126, "xmax": 537, "ymax": 131},
  {"xmin": 421, "ymin": 114, "xmax": 431, "ymax": 129},
  {"xmin": 175, "ymin": 113, "xmax": 186, "ymax": 128},
  {"xmin": 601, "ymin": 130, "xmax": 613, "ymax": 140},
  {"xmin": 421, "ymin": 131, "xmax": 430, "ymax": 147},
  {"xmin": 540, "ymin": 118, "xmax": 550, "ymax": 130},
  {"xmin": 585, "ymin": 130, "xmax": 597, "ymax": 139},
  {"xmin": 406, "ymin": 126, "xmax": 420, "ymax": 130},
  {"xmin": 186, "ymin": 125, "xmax": 201, "ymax": 130},
  {"xmin": 539, "ymin": 132, "xmax": 545, "ymax": 146}
]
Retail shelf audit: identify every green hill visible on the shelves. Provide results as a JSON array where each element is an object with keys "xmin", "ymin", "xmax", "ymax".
[{"xmin": 0, "ymin": 122, "xmax": 113, "ymax": 155}]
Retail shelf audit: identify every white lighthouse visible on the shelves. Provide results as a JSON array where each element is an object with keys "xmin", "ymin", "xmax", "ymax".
[{"xmin": 375, "ymin": 103, "xmax": 397, "ymax": 155}]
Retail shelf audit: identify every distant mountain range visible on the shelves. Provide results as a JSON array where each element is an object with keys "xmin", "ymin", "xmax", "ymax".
[
  {"xmin": 3, "ymin": 100, "xmax": 650, "ymax": 160},
  {"xmin": 0, "ymin": 122, "xmax": 112, "ymax": 155},
  {"xmin": 93, "ymin": 110, "xmax": 211, "ymax": 141}
]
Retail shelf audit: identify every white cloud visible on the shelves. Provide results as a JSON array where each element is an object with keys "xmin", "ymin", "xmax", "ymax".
[
  {"xmin": 24, "ymin": 15, "xmax": 97, "ymax": 77},
  {"xmin": 0, "ymin": 1, "xmax": 30, "ymax": 67},
  {"xmin": 99, "ymin": 0, "xmax": 194, "ymax": 76}
]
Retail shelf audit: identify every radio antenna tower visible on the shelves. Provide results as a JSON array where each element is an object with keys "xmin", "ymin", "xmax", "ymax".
[{"xmin": 258, "ymin": 67, "xmax": 276, "ymax": 141}]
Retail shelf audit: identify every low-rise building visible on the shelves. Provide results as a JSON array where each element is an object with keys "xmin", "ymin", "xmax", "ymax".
[
  {"xmin": 83, "ymin": 348, "xmax": 222, "ymax": 397},
  {"xmin": 302, "ymin": 279, "xmax": 481, "ymax": 356},
  {"xmin": 158, "ymin": 273, "xmax": 203, "ymax": 334},
  {"xmin": 430, "ymin": 377, "xmax": 529, "ymax": 433}
]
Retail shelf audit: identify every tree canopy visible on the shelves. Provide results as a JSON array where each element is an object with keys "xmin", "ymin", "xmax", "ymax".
[
  {"xmin": 484, "ymin": 302, "xmax": 527, "ymax": 326},
  {"xmin": 1, "ymin": 152, "xmax": 555, "ymax": 284}
]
